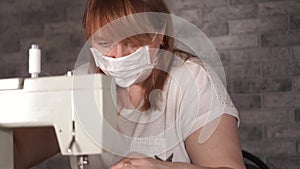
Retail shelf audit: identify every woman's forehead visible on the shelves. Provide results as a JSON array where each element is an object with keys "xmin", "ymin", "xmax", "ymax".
[
  {"xmin": 91, "ymin": 32, "xmax": 152, "ymax": 45},
  {"xmin": 91, "ymin": 23, "xmax": 155, "ymax": 43}
]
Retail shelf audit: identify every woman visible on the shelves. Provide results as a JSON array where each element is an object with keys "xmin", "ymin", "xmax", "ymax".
[
  {"xmin": 14, "ymin": 0, "xmax": 245, "ymax": 169},
  {"xmin": 82, "ymin": 0, "xmax": 245, "ymax": 169}
]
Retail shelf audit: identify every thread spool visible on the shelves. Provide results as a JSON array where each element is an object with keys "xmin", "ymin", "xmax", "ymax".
[{"xmin": 29, "ymin": 44, "xmax": 41, "ymax": 78}]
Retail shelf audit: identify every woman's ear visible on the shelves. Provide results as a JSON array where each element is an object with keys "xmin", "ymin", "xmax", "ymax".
[
  {"xmin": 159, "ymin": 35, "xmax": 165, "ymax": 48},
  {"xmin": 158, "ymin": 21, "xmax": 166, "ymax": 46},
  {"xmin": 158, "ymin": 34, "xmax": 164, "ymax": 41}
]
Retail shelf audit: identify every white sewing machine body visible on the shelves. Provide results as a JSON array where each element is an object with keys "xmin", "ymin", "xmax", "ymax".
[{"xmin": 0, "ymin": 74, "xmax": 117, "ymax": 169}]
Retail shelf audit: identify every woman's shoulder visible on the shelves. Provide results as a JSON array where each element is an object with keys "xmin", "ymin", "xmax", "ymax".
[
  {"xmin": 170, "ymin": 49, "xmax": 207, "ymax": 78},
  {"xmin": 173, "ymin": 49, "xmax": 204, "ymax": 66}
]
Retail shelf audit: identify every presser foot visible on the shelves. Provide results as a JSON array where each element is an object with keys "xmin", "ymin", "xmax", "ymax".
[{"xmin": 77, "ymin": 155, "xmax": 89, "ymax": 169}]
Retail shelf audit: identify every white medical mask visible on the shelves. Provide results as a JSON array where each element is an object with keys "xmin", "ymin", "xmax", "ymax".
[{"xmin": 90, "ymin": 46, "xmax": 157, "ymax": 87}]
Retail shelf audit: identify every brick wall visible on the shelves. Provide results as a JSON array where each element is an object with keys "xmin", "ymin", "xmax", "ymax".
[
  {"xmin": 0, "ymin": 0, "xmax": 299, "ymax": 169},
  {"xmin": 0, "ymin": 0, "xmax": 86, "ymax": 78},
  {"xmin": 165, "ymin": 0, "xmax": 300, "ymax": 168}
]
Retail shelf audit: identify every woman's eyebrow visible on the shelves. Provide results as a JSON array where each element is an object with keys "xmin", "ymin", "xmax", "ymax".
[{"xmin": 92, "ymin": 35, "xmax": 106, "ymax": 41}]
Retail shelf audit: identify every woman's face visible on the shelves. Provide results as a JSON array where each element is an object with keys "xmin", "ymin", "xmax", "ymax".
[{"xmin": 91, "ymin": 33, "xmax": 163, "ymax": 58}]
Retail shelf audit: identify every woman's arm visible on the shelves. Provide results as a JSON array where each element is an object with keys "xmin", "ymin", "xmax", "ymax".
[
  {"xmin": 14, "ymin": 127, "xmax": 60, "ymax": 169},
  {"xmin": 110, "ymin": 114, "xmax": 245, "ymax": 169},
  {"xmin": 185, "ymin": 114, "xmax": 245, "ymax": 169}
]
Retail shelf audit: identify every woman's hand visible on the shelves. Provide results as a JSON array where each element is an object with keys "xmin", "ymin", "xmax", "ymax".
[
  {"xmin": 110, "ymin": 152, "xmax": 171, "ymax": 169},
  {"xmin": 110, "ymin": 152, "xmax": 236, "ymax": 169}
]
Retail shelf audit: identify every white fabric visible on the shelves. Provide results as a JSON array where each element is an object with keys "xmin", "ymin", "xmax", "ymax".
[{"xmin": 70, "ymin": 56, "xmax": 239, "ymax": 169}]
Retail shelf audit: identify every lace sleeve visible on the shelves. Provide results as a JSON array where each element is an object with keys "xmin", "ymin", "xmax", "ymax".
[{"xmin": 174, "ymin": 59, "xmax": 239, "ymax": 143}]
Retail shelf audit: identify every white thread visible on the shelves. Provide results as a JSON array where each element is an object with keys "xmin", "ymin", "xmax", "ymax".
[{"xmin": 29, "ymin": 44, "xmax": 41, "ymax": 78}]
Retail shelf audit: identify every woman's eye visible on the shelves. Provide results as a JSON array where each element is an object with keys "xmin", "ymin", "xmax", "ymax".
[{"xmin": 97, "ymin": 42, "xmax": 111, "ymax": 47}]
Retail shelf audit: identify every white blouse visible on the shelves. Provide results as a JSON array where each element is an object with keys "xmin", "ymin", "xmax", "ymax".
[{"xmin": 70, "ymin": 55, "xmax": 239, "ymax": 169}]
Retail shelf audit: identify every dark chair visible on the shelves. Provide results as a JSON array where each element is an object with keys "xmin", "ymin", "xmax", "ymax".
[{"xmin": 242, "ymin": 150, "xmax": 269, "ymax": 169}]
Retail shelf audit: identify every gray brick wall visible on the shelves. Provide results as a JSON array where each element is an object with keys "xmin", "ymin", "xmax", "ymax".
[
  {"xmin": 0, "ymin": 0, "xmax": 299, "ymax": 169},
  {"xmin": 166, "ymin": 0, "xmax": 300, "ymax": 168},
  {"xmin": 0, "ymin": 0, "xmax": 86, "ymax": 78}
]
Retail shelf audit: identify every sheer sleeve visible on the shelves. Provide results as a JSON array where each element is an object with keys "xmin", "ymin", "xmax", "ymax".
[{"xmin": 171, "ymin": 60, "xmax": 239, "ymax": 142}]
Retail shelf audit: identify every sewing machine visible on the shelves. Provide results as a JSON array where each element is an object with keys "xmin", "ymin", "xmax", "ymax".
[{"xmin": 0, "ymin": 73, "xmax": 118, "ymax": 169}]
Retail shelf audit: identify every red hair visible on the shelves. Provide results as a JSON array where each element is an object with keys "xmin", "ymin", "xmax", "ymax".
[{"xmin": 83, "ymin": 0, "xmax": 175, "ymax": 111}]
